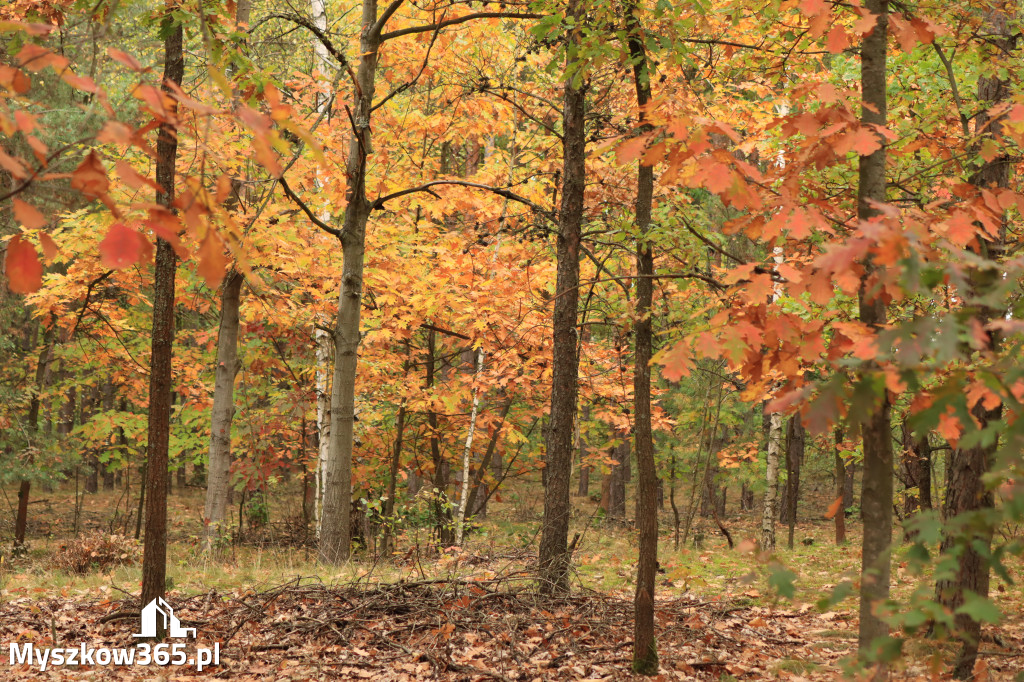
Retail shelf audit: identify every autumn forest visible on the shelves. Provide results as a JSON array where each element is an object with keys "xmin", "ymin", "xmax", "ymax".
[{"xmin": 2, "ymin": 0, "xmax": 1024, "ymax": 679}]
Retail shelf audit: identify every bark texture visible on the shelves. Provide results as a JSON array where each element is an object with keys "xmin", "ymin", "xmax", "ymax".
[
  {"xmin": 319, "ymin": 0, "xmax": 383, "ymax": 564},
  {"xmin": 628, "ymin": 4, "xmax": 657, "ymax": 669},
  {"xmin": 140, "ymin": 5, "xmax": 184, "ymax": 633},
  {"xmin": 856, "ymin": 0, "xmax": 893, "ymax": 659},
  {"xmin": 538, "ymin": 2, "xmax": 586, "ymax": 594},
  {"xmin": 203, "ymin": 270, "xmax": 244, "ymax": 552},
  {"xmin": 935, "ymin": 5, "xmax": 1013, "ymax": 676}
]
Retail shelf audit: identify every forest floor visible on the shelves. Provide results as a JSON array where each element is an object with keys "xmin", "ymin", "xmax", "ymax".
[{"xmin": 1, "ymin": 482, "xmax": 1023, "ymax": 680}]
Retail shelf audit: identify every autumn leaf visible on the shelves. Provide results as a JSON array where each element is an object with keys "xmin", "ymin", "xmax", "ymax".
[
  {"xmin": 38, "ymin": 232, "xmax": 58, "ymax": 262},
  {"xmin": 99, "ymin": 222, "xmax": 146, "ymax": 269},
  {"xmin": 824, "ymin": 496, "xmax": 843, "ymax": 519},
  {"xmin": 13, "ymin": 198, "xmax": 46, "ymax": 229},
  {"xmin": 825, "ymin": 26, "xmax": 850, "ymax": 53},
  {"xmin": 658, "ymin": 340, "xmax": 692, "ymax": 382},
  {"xmin": 107, "ymin": 48, "xmax": 144, "ymax": 72},
  {"xmin": 616, "ymin": 135, "xmax": 649, "ymax": 165},
  {"xmin": 4, "ymin": 235, "xmax": 43, "ymax": 293},
  {"xmin": 197, "ymin": 231, "xmax": 228, "ymax": 288},
  {"xmin": 799, "ymin": 0, "xmax": 828, "ymax": 17},
  {"xmin": 71, "ymin": 151, "xmax": 110, "ymax": 198},
  {"xmin": 16, "ymin": 43, "xmax": 68, "ymax": 72}
]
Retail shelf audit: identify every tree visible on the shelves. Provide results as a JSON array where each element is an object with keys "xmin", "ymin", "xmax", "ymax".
[
  {"xmin": 537, "ymin": 0, "xmax": 588, "ymax": 595},
  {"xmin": 140, "ymin": 3, "xmax": 185, "ymax": 630},
  {"xmin": 622, "ymin": 0, "xmax": 658, "ymax": 672},
  {"xmin": 854, "ymin": 0, "xmax": 893, "ymax": 662}
]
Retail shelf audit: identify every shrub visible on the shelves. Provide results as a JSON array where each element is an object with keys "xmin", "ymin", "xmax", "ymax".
[{"xmin": 54, "ymin": 533, "xmax": 140, "ymax": 574}]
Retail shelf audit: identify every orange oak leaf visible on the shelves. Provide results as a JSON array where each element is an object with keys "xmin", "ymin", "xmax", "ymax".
[
  {"xmin": 99, "ymin": 222, "xmax": 146, "ymax": 269},
  {"xmin": 824, "ymin": 496, "xmax": 843, "ymax": 519},
  {"xmin": 826, "ymin": 26, "xmax": 850, "ymax": 53},
  {"xmin": 107, "ymin": 48, "xmax": 144, "ymax": 72},
  {"xmin": 658, "ymin": 340, "xmax": 693, "ymax": 382},
  {"xmin": 4, "ymin": 235, "xmax": 42, "ymax": 293}
]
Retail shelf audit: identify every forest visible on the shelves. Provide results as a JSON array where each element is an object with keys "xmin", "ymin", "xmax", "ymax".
[{"xmin": 2, "ymin": 0, "xmax": 1024, "ymax": 678}]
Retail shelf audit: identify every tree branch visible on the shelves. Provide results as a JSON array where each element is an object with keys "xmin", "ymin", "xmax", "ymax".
[
  {"xmin": 380, "ymin": 11, "xmax": 541, "ymax": 42},
  {"xmin": 371, "ymin": 179, "xmax": 552, "ymax": 217},
  {"xmin": 278, "ymin": 175, "xmax": 343, "ymax": 239}
]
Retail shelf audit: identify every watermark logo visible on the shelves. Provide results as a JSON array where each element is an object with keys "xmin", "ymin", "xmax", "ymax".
[
  {"xmin": 8, "ymin": 597, "xmax": 219, "ymax": 672},
  {"xmin": 134, "ymin": 597, "xmax": 196, "ymax": 639}
]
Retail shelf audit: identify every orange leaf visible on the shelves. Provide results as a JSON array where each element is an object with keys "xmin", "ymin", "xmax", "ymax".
[
  {"xmin": 107, "ymin": 48, "xmax": 144, "ymax": 72},
  {"xmin": 71, "ymin": 151, "xmax": 110, "ymax": 198},
  {"xmin": 4, "ymin": 235, "xmax": 42, "ymax": 293},
  {"xmin": 824, "ymin": 496, "xmax": 843, "ymax": 519},
  {"xmin": 659, "ymin": 340, "xmax": 692, "ymax": 382},
  {"xmin": 16, "ymin": 43, "xmax": 68, "ymax": 72},
  {"xmin": 800, "ymin": 0, "xmax": 828, "ymax": 17},
  {"xmin": 197, "ymin": 232, "xmax": 228, "ymax": 288},
  {"xmin": 13, "ymin": 198, "xmax": 46, "ymax": 229},
  {"xmin": 825, "ymin": 26, "xmax": 850, "ymax": 53},
  {"xmin": 38, "ymin": 232, "xmax": 58, "ymax": 262},
  {"xmin": 616, "ymin": 135, "xmax": 647, "ymax": 165},
  {"xmin": 99, "ymin": 222, "xmax": 146, "ymax": 269}
]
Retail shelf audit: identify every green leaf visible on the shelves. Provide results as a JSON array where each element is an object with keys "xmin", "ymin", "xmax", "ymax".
[{"xmin": 955, "ymin": 591, "xmax": 1001, "ymax": 625}]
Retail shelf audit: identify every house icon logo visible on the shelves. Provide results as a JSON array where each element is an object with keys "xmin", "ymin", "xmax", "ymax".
[{"xmin": 134, "ymin": 597, "xmax": 196, "ymax": 639}]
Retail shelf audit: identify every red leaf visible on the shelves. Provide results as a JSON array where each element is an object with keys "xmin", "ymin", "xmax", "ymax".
[
  {"xmin": 0, "ymin": 65, "xmax": 31, "ymax": 93},
  {"xmin": 71, "ymin": 151, "xmax": 110, "ymax": 198},
  {"xmin": 4, "ymin": 235, "xmax": 42, "ymax": 293},
  {"xmin": 13, "ymin": 198, "xmax": 46, "ymax": 229},
  {"xmin": 99, "ymin": 222, "xmax": 146, "ymax": 269}
]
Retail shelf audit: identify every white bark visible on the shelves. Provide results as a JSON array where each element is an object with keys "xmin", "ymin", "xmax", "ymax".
[
  {"xmin": 455, "ymin": 349, "xmax": 485, "ymax": 545},
  {"xmin": 761, "ymin": 246, "xmax": 785, "ymax": 551},
  {"xmin": 311, "ymin": 0, "xmax": 332, "ymax": 537}
]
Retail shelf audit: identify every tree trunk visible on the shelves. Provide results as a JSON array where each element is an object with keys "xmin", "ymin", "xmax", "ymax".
[
  {"xmin": 834, "ymin": 426, "xmax": 847, "ymax": 545},
  {"xmin": 83, "ymin": 385, "xmax": 99, "ymax": 494},
  {"xmin": 537, "ymin": 0, "xmax": 586, "ymax": 595},
  {"xmin": 900, "ymin": 422, "xmax": 931, "ymax": 526},
  {"xmin": 101, "ymin": 380, "xmax": 116, "ymax": 491},
  {"xmin": 203, "ymin": 270, "xmax": 243, "ymax": 553},
  {"xmin": 935, "ymin": 6, "xmax": 1012, "ymax": 676},
  {"xmin": 628, "ymin": 4, "xmax": 657, "ymax": 668},
  {"xmin": 856, "ymin": 0, "xmax": 893, "ymax": 660},
  {"xmin": 784, "ymin": 417, "xmax": 804, "ymax": 550},
  {"xmin": 761, "ymin": 411, "xmax": 782, "ymax": 551},
  {"xmin": 455, "ymin": 349, "xmax": 485, "ymax": 545},
  {"xmin": 319, "ymin": 0, "xmax": 384, "ymax": 565},
  {"xmin": 141, "ymin": 6, "xmax": 184, "ymax": 631},
  {"xmin": 311, "ymin": 0, "xmax": 332, "ymax": 539},
  {"xmin": 14, "ymin": 337, "xmax": 51, "ymax": 550}
]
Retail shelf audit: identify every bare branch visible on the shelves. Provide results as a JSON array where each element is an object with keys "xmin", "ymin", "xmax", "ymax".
[
  {"xmin": 372, "ymin": 179, "xmax": 552, "ymax": 217},
  {"xmin": 278, "ymin": 175, "xmax": 343, "ymax": 239},
  {"xmin": 380, "ymin": 11, "xmax": 541, "ymax": 42}
]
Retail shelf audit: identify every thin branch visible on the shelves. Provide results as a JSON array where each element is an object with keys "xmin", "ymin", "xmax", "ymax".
[
  {"xmin": 278, "ymin": 175, "xmax": 343, "ymax": 239},
  {"xmin": 259, "ymin": 13, "xmax": 358, "ymax": 90},
  {"xmin": 932, "ymin": 42, "xmax": 970, "ymax": 138},
  {"xmin": 372, "ymin": 21, "xmax": 440, "ymax": 112},
  {"xmin": 380, "ymin": 11, "xmax": 541, "ymax": 42},
  {"xmin": 372, "ymin": 179, "xmax": 552, "ymax": 217}
]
